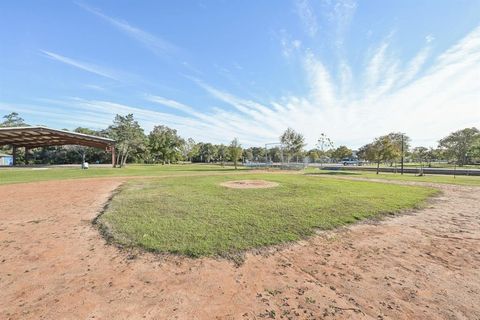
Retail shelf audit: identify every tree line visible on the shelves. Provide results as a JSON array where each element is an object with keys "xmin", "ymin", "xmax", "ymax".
[
  {"xmin": 0, "ymin": 112, "xmax": 244, "ymax": 168},
  {"xmin": 1, "ymin": 112, "xmax": 479, "ymax": 171}
]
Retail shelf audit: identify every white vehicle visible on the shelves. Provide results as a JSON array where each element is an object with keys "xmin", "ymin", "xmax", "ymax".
[{"xmin": 342, "ymin": 158, "xmax": 359, "ymax": 166}]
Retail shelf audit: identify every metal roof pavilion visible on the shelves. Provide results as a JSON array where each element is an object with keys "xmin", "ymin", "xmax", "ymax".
[
  {"xmin": 0, "ymin": 126, "xmax": 115, "ymax": 166},
  {"xmin": 0, "ymin": 126, "xmax": 114, "ymax": 148}
]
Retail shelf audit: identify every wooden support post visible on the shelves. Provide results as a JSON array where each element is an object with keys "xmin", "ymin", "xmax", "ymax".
[
  {"xmin": 12, "ymin": 146, "xmax": 17, "ymax": 166},
  {"xmin": 25, "ymin": 147, "xmax": 29, "ymax": 165},
  {"xmin": 111, "ymin": 146, "xmax": 116, "ymax": 168}
]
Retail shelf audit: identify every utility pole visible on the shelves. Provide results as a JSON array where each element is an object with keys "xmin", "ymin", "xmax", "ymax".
[{"xmin": 401, "ymin": 134, "xmax": 404, "ymax": 175}]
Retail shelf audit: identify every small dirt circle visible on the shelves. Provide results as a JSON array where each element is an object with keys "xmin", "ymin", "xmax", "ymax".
[{"xmin": 220, "ymin": 180, "xmax": 279, "ymax": 189}]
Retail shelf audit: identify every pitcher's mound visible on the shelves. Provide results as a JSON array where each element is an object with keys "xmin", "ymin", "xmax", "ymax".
[{"xmin": 220, "ymin": 180, "xmax": 279, "ymax": 189}]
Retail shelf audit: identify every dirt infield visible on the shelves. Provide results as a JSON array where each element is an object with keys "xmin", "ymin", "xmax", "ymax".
[
  {"xmin": 1, "ymin": 178, "xmax": 479, "ymax": 319},
  {"xmin": 220, "ymin": 179, "xmax": 279, "ymax": 189}
]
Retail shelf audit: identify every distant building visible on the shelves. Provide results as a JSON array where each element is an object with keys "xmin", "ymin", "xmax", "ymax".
[{"xmin": 0, "ymin": 153, "xmax": 13, "ymax": 166}]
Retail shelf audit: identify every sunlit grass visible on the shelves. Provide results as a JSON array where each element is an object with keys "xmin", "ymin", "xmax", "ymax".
[
  {"xmin": 306, "ymin": 168, "xmax": 480, "ymax": 186},
  {"xmin": 98, "ymin": 173, "xmax": 436, "ymax": 257},
  {"xmin": 0, "ymin": 164, "xmax": 248, "ymax": 185}
]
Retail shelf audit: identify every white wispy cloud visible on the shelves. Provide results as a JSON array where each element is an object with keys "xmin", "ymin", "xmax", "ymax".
[
  {"xmin": 326, "ymin": 0, "xmax": 357, "ymax": 47},
  {"xmin": 41, "ymin": 50, "xmax": 120, "ymax": 80},
  {"xmin": 145, "ymin": 95, "xmax": 196, "ymax": 114},
  {"xmin": 84, "ymin": 84, "xmax": 107, "ymax": 91},
  {"xmin": 398, "ymin": 46, "xmax": 430, "ymax": 87},
  {"xmin": 279, "ymin": 30, "xmax": 302, "ymax": 58},
  {"xmin": 177, "ymin": 24, "xmax": 480, "ymax": 148},
  {"xmin": 295, "ymin": 0, "xmax": 318, "ymax": 37},
  {"xmin": 15, "ymin": 19, "xmax": 480, "ymax": 150},
  {"xmin": 76, "ymin": 2, "xmax": 178, "ymax": 57}
]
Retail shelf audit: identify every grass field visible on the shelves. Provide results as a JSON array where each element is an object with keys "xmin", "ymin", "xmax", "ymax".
[
  {"xmin": 361, "ymin": 162, "xmax": 480, "ymax": 170},
  {"xmin": 2, "ymin": 164, "xmax": 479, "ymax": 186},
  {"xmin": 306, "ymin": 168, "xmax": 480, "ymax": 186},
  {"xmin": 98, "ymin": 173, "xmax": 436, "ymax": 258},
  {"xmin": 2, "ymin": 164, "xmax": 480, "ymax": 186},
  {"xmin": 0, "ymin": 164, "xmax": 247, "ymax": 185}
]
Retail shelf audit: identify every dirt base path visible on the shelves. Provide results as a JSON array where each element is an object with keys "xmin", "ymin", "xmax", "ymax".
[{"xmin": 1, "ymin": 178, "xmax": 479, "ymax": 319}]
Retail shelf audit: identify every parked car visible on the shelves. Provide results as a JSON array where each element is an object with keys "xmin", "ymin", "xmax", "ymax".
[{"xmin": 342, "ymin": 158, "xmax": 360, "ymax": 166}]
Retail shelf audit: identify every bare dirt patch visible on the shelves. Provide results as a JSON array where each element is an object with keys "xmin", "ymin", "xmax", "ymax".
[
  {"xmin": 1, "ymin": 178, "xmax": 479, "ymax": 319},
  {"xmin": 220, "ymin": 179, "xmax": 279, "ymax": 189}
]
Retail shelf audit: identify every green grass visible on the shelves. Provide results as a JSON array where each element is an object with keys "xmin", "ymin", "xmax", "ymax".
[
  {"xmin": 307, "ymin": 168, "xmax": 480, "ymax": 186},
  {"xmin": 361, "ymin": 162, "xmax": 480, "ymax": 170},
  {"xmin": 98, "ymin": 173, "xmax": 436, "ymax": 258},
  {"xmin": 0, "ymin": 164, "xmax": 248, "ymax": 185}
]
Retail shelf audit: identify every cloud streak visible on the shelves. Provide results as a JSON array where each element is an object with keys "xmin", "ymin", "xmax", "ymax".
[
  {"xmin": 180, "ymin": 25, "xmax": 480, "ymax": 148},
  {"xmin": 76, "ymin": 2, "xmax": 179, "ymax": 57},
  {"xmin": 295, "ymin": 0, "xmax": 318, "ymax": 37},
  {"xmin": 27, "ymin": 24, "xmax": 480, "ymax": 149},
  {"xmin": 41, "ymin": 50, "xmax": 120, "ymax": 80}
]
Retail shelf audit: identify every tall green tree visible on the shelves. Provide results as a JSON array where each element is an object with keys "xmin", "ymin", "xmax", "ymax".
[
  {"xmin": 266, "ymin": 146, "xmax": 283, "ymax": 163},
  {"xmin": 469, "ymin": 137, "xmax": 480, "ymax": 163},
  {"xmin": 424, "ymin": 147, "xmax": 442, "ymax": 167},
  {"xmin": 386, "ymin": 132, "xmax": 410, "ymax": 151},
  {"xmin": 217, "ymin": 144, "xmax": 229, "ymax": 167},
  {"xmin": 439, "ymin": 127, "xmax": 480, "ymax": 166},
  {"xmin": 243, "ymin": 149, "xmax": 254, "ymax": 161},
  {"xmin": 149, "ymin": 125, "xmax": 184, "ymax": 164},
  {"xmin": 1, "ymin": 112, "xmax": 28, "ymax": 160},
  {"xmin": 107, "ymin": 114, "xmax": 145, "ymax": 167},
  {"xmin": 411, "ymin": 146, "xmax": 429, "ymax": 171},
  {"xmin": 199, "ymin": 143, "xmax": 216, "ymax": 163},
  {"xmin": 229, "ymin": 138, "xmax": 242, "ymax": 169},
  {"xmin": 280, "ymin": 128, "xmax": 305, "ymax": 162},
  {"xmin": 316, "ymin": 133, "xmax": 334, "ymax": 166},
  {"xmin": 180, "ymin": 138, "xmax": 197, "ymax": 162},
  {"xmin": 250, "ymin": 147, "xmax": 266, "ymax": 161},
  {"xmin": 305, "ymin": 149, "xmax": 317, "ymax": 163},
  {"xmin": 331, "ymin": 145, "xmax": 353, "ymax": 161},
  {"xmin": 358, "ymin": 135, "xmax": 400, "ymax": 174},
  {"xmin": 0, "ymin": 112, "xmax": 27, "ymax": 127},
  {"xmin": 385, "ymin": 132, "xmax": 410, "ymax": 165}
]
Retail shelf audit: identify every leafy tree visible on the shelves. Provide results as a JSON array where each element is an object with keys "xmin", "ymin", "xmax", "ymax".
[
  {"xmin": 210, "ymin": 144, "xmax": 219, "ymax": 162},
  {"xmin": 439, "ymin": 127, "xmax": 479, "ymax": 166},
  {"xmin": 469, "ymin": 137, "xmax": 480, "ymax": 163},
  {"xmin": 243, "ymin": 149, "xmax": 254, "ymax": 161},
  {"xmin": 266, "ymin": 146, "xmax": 283, "ymax": 163},
  {"xmin": 249, "ymin": 147, "xmax": 265, "ymax": 161},
  {"xmin": 199, "ymin": 143, "xmax": 216, "ymax": 163},
  {"xmin": 0, "ymin": 112, "xmax": 27, "ymax": 127},
  {"xmin": 1, "ymin": 112, "xmax": 28, "ymax": 158},
  {"xmin": 411, "ymin": 146, "xmax": 429, "ymax": 172},
  {"xmin": 359, "ymin": 135, "xmax": 400, "ymax": 174},
  {"xmin": 307, "ymin": 149, "xmax": 320, "ymax": 163},
  {"xmin": 217, "ymin": 144, "xmax": 229, "ymax": 166},
  {"xmin": 386, "ymin": 132, "xmax": 410, "ymax": 151},
  {"xmin": 149, "ymin": 125, "xmax": 184, "ymax": 164},
  {"xmin": 316, "ymin": 133, "xmax": 334, "ymax": 166},
  {"xmin": 229, "ymin": 138, "xmax": 242, "ymax": 169},
  {"xmin": 385, "ymin": 132, "xmax": 410, "ymax": 165},
  {"xmin": 107, "ymin": 114, "xmax": 145, "ymax": 167},
  {"xmin": 331, "ymin": 145, "xmax": 353, "ymax": 161},
  {"xmin": 424, "ymin": 148, "xmax": 442, "ymax": 167},
  {"xmin": 280, "ymin": 128, "xmax": 305, "ymax": 162},
  {"xmin": 180, "ymin": 138, "xmax": 198, "ymax": 162},
  {"xmin": 188, "ymin": 140, "xmax": 201, "ymax": 162}
]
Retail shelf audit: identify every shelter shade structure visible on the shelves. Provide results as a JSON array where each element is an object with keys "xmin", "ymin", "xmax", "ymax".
[{"xmin": 0, "ymin": 126, "xmax": 116, "ymax": 167}]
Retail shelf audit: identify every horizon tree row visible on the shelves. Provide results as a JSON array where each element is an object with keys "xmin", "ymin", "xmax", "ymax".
[{"xmin": 1, "ymin": 112, "xmax": 479, "ymax": 169}]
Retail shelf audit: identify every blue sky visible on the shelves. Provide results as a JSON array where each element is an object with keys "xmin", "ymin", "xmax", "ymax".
[{"xmin": 1, "ymin": 0, "xmax": 479, "ymax": 148}]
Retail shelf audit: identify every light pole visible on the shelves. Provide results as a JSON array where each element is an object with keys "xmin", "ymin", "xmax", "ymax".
[{"xmin": 401, "ymin": 134, "xmax": 404, "ymax": 175}]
